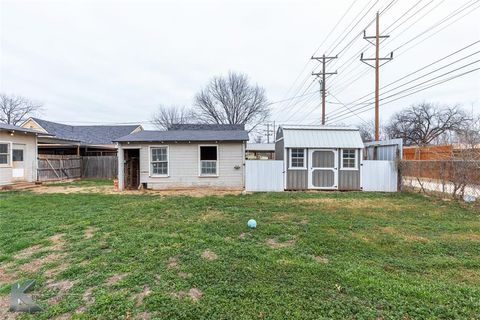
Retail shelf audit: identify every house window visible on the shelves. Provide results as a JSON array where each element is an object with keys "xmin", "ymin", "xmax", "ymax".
[
  {"xmin": 342, "ymin": 149, "xmax": 357, "ymax": 169},
  {"xmin": 13, "ymin": 149, "xmax": 24, "ymax": 162},
  {"xmin": 200, "ymin": 146, "xmax": 217, "ymax": 175},
  {"xmin": 0, "ymin": 143, "xmax": 9, "ymax": 165},
  {"xmin": 151, "ymin": 147, "xmax": 168, "ymax": 175},
  {"xmin": 289, "ymin": 148, "xmax": 305, "ymax": 169}
]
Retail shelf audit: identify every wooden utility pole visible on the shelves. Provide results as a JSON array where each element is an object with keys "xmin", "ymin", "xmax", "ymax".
[
  {"xmin": 311, "ymin": 54, "xmax": 337, "ymax": 125},
  {"xmin": 361, "ymin": 11, "xmax": 393, "ymax": 141}
]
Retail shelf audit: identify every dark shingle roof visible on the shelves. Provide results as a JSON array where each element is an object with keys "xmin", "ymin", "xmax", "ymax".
[
  {"xmin": 0, "ymin": 123, "xmax": 49, "ymax": 134},
  {"xmin": 114, "ymin": 129, "xmax": 249, "ymax": 142},
  {"xmin": 168, "ymin": 124, "xmax": 245, "ymax": 131},
  {"xmin": 31, "ymin": 118, "xmax": 141, "ymax": 145}
]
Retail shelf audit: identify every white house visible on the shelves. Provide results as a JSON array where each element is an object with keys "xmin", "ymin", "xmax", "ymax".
[
  {"xmin": 0, "ymin": 123, "xmax": 46, "ymax": 186},
  {"xmin": 114, "ymin": 124, "xmax": 249, "ymax": 190}
]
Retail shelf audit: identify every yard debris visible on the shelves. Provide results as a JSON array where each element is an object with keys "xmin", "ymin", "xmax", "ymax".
[
  {"xmin": 135, "ymin": 285, "xmax": 151, "ymax": 306},
  {"xmin": 106, "ymin": 273, "xmax": 128, "ymax": 285},
  {"xmin": 201, "ymin": 250, "xmax": 218, "ymax": 261},
  {"xmin": 167, "ymin": 256, "xmax": 179, "ymax": 268},
  {"xmin": 171, "ymin": 288, "xmax": 203, "ymax": 302},
  {"xmin": 266, "ymin": 238, "xmax": 296, "ymax": 249}
]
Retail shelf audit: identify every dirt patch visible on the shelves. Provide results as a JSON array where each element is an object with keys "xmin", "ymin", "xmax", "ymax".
[
  {"xmin": 266, "ymin": 238, "xmax": 296, "ymax": 249},
  {"xmin": 171, "ymin": 288, "xmax": 203, "ymax": 302},
  {"xmin": 0, "ymin": 295, "xmax": 16, "ymax": 320},
  {"xmin": 239, "ymin": 232, "xmax": 249, "ymax": 240},
  {"xmin": 178, "ymin": 272, "xmax": 192, "ymax": 278},
  {"xmin": 14, "ymin": 244, "xmax": 43, "ymax": 260},
  {"xmin": 47, "ymin": 279, "xmax": 77, "ymax": 304},
  {"xmin": 76, "ymin": 287, "xmax": 95, "ymax": 314},
  {"xmin": 313, "ymin": 256, "xmax": 329, "ymax": 264},
  {"xmin": 0, "ymin": 265, "xmax": 16, "ymax": 284},
  {"xmin": 377, "ymin": 227, "xmax": 429, "ymax": 242},
  {"xmin": 106, "ymin": 273, "xmax": 128, "ymax": 285},
  {"xmin": 167, "ymin": 257, "xmax": 178, "ymax": 268},
  {"xmin": 53, "ymin": 313, "xmax": 73, "ymax": 320},
  {"xmin": 136, "ymin": 311, "xmax": 152, "ymax": 319},
  {"xmin": 19, "ymin": 252, "xmax": 65, "ymax": 273},
  {"xmin": 84, "ymin": 227, "xmax": 96, "ymax": 239},
  {"xmin": 201, "ymin": 250, "xmax": 218, "ymax": 261},
  {"xmin": 48, "ymin": 234, "xmax": 65, "ymax": 251},
  {"xmin": 135, "ymin": 285, "xmax": 151, "ymax": 306},
  {"xmin": 44, "ymin": 262, "xmax": 70, "ymax": 278}
]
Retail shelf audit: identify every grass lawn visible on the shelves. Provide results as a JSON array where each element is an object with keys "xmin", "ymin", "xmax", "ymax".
[{"xmin": 0, "ymin": 189, "xmax": 479, "ymax": 319}]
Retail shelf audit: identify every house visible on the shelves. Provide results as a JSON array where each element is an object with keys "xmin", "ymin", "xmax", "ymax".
[
  {"xmin": 275, "ymin": 125, "xmax": 364, "ymax": 190},
  {"xmin": 21, "ymin": 117, "xmax": 142, "ymax": 156},
  {"xmin": 246, "ymin": 143, "xmax": 275, "ymax": 159},
  {"xmin": 0, "ymin": 123, "xmax": 48, "ymax": 186},
  {"xmin": 114, "ymin": 124, "xmax": 249, "ymax": 190}
]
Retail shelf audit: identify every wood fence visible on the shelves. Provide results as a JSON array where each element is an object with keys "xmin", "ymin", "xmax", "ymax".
[
  {"xmin": 400, "ymin": 160, "xmax": 480, "ymax": 184},
  {"xmin": 82, "ymin": 156, "xmax": 118, "ymax": 179},
  {"xmin": 38, "ymin": 155, "xmax": 82, "ymax": 181},
  {"xmin": 37, "ymin": 155, "xmax": 118, "ymax": 181}
]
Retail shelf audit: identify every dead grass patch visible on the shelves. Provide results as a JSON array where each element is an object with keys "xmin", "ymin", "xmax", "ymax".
[
  {"xmin": 76, "ymin": 287, "xmax": 95, "ymax": 314},
  {"xmin": 44, "ymin": 262, "xmax": 70, "ymax": 278},
  {"xmin": 201, "ymin": 250, "xmax": 218, "ymax": 261},
  {"xmin": 439, "ymin": 233, "xmax": 480, "ymax": 241},
  {"xmin": 178, "ymin": 272, "xmax": 192, "ymax": 278},
  {"xmin": 84, "ymin": 227, "xmax": 96, "ymax": 239},
  {"xmin": 19, "ymin": 252, "xmax": 65, "ymax": 273},
  {"xmin": 0, "ymin": 265, "xmax": 16, "ymax": 283},
  {"xmin": 266, "ymin": 238, "xmax": 296, "ymax": 249},
  {"xmin": 167, "ymin": 257, "xmax": 178, "ymax": 268},
  {"xmin": 293, "ymin": 198, "xmax": 404, "ymax": 213},
  {"xmin": 313, "ymin": 256, "xmax": 329, "ymax": 264},
  {"xmin": 14, "ymin": 244, "xmax": 43, "ymax": 260},
  {"xmin": 46, "ymin": 279, "xmax": 77, "ymax": 304},
  {"xmin": 199, "ymin": 209, "xmax": 225, "ymax": 221},
  {"xmin": 136, "ymin": 311, "xmax": 152, "ymax": 320},
  {"xmin": 106, "ymin": 273, "xmax": 128, "ymax": 285},
  {"xmin": 377, "ymin": 227, "xmax": 429, "ymax": 242},
  {"xmin": 171, "ymin": 288, "xmax": 203, "ymax": 302},
  {"xmin": 135, "ymin": 285, "xmax": 151, "ymax": 306}
]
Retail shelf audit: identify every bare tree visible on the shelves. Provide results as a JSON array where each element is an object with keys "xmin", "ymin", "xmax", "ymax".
[
  {"xmin": 385, "ymin": 102, "xmax": 468, "ymax": 146},
  {"xmin": 152, "ymin": 105, "xmax": 194, "ymax": 130},
  {"xmin": 194, "ymin": 72, "xmax": 269, "ymax": 131},
  {"xmin": 0, "ymin": 93, "xmax": 43, "ymax": 125},
  {"xmin": 357, "ymin": 119, "xmax": 387, "ymax": 142}
]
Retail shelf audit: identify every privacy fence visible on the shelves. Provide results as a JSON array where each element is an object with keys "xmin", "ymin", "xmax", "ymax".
[
  {"xmin": 37, "ymin": 155, "xmax": 117, "ymax": 182},
  {"xmin": 400, "ymin": 160, "xmax": 480, "ymax": 200}
]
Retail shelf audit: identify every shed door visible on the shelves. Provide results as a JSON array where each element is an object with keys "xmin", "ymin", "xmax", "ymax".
[
  {"xmin": 308, "ymin": 149, "xmax": 338, "ymax": 189},
  {"xmin": 12, "ymin": 144, "xmax": 26, "ymax": 180}
]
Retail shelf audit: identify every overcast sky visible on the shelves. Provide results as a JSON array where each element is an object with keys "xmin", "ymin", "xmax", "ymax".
[{"xmin": 1, "ymin": 0, "xmax": 479, "ymax": 130}]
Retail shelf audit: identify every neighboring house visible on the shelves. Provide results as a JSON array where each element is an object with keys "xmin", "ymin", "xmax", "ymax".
[
  {"xmin": 246, "ymin": 143, "xmax": 275, "ymax": 160},
  {"xmin": 275, "ymin": 125, "xmax": 364, "ymax": 190},
  {"xmin": 21, "ymin": 117, "xmax": 142, "ymax": 156},
  {"xmin": 114, "ymin": 124, "xmax": 249, "ymax": 190},
  {"xmin": 0, "ymin": 123, "xmax": 47, "ymax": 186}
]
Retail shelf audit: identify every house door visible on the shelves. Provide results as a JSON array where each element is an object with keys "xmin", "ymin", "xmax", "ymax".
[
  {"xmin": 12, "ymin": 144, "xmax": 26, "ymax": 181},
  {"xmin": 308, "ymin": 149, "xmax": 338, "ymax": 190},
  {"xmin": 124, "ymin": 149, "xmax": 140, "ymax": 189}
]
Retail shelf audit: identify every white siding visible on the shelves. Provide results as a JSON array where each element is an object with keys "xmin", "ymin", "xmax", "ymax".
[
  {"xmin": 122, "ymin": 142, "xmax": 245, "ymax": 189},
  {"xmin": 0, "ymin": 131, "xmax": 37, "ymax": 186}
]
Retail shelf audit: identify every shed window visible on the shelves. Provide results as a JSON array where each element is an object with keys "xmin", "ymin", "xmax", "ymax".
[
  {"xmin": 151, "ymin": 147, "xmax": 168, "ymax": 175},
  {"xmin": 342, "ymin": 149, "xmax": 357, "ymax": 169},
  {"xmin": 290, "ymin": 148, "xmax": 305, "ymax": 169},
  {"xmin": 13, "ymin": 149, "xmax": 24, "ymax": 162},
  {"xmin": 200, "ymin": 146, "xmax": 217, "ymax": 175},
  {"xmin": 0, "ymin": 143, "xmax": 9, "ymax": 165}
]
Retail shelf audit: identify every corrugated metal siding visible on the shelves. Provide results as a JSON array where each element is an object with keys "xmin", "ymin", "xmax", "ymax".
[
  {"xmin": 245, "ymin": 160, "xmax": 283, "ymax": 191},
  {"xmin": 362, "ymin": 160, "xmax": 397, "ymax": 192},
  {"xmin": 338, "ymin": 149, "xmax": 361, "ymax": 190},
  {"xmin": 285, "ymin": 148, "xmax": 308, "ymax": 189},
  {"xmin": 312, "ymin": 170, "xmax": 334, "ymax": 188},
  {"xmin": 364, "ymin": 138, "xmax": 403, "ymax": 160},
  {"xmin": 283, "ymin": 128, "xmax": 364, "ymax": 148}
]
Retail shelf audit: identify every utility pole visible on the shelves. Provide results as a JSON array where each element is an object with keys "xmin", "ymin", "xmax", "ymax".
[
  {"xmin": 311, "ymin": 54, "xmax": 338, "ymax": 125},
  {"xmin": 360, "ymin": 11, "xmax": 393, "ymax": 141}
]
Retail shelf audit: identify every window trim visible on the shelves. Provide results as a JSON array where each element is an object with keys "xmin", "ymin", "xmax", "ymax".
[
  {"xmin": 198, "ymin": 144, "xmax": 219, "ymax": 177},
  {"xmin": 340, "ymin": 148, "xmax": 358, "ymax": 170},
  {"xmin": 149, "ymin": 145, "xmax": 169, "ymax": 177},
  {"xmin": 0, "ymin": 141, "xmax": 12, "ymax": 167},
  {"xmin": 288, "ymin": 148, "xmax": 307, "ymax": 170}
]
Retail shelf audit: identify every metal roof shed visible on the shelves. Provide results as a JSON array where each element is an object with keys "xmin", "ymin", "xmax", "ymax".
[{"xmin": 275, "ymin": 125, "xmax": 364, "ymax": 191}]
